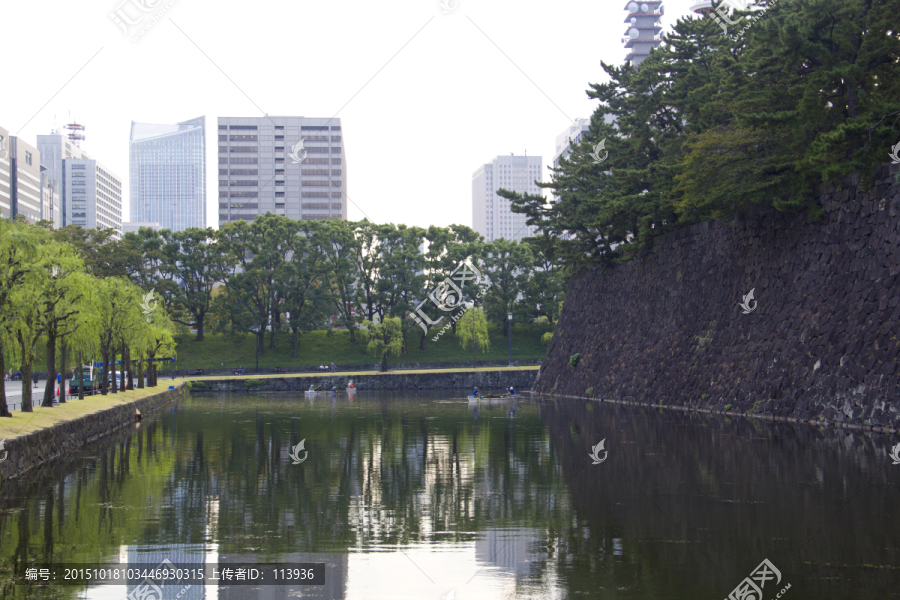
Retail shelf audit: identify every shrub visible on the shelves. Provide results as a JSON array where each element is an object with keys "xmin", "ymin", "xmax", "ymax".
[
  {"xmin": 585, "ymin": 387, "xmax": 594, "ymax": 397},
  {"xmin": 569, "ymin": 353, "xmax": 581, "ymax": 368}
]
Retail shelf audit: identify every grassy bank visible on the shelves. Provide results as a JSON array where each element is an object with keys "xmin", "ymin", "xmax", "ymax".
[
  {"xmin": 0, "ymin": 384, "xmax": 182, "ymax": 441},
  {"xmin": 172, "ymin": 323, "xmax": 549, "ymax": 370}
]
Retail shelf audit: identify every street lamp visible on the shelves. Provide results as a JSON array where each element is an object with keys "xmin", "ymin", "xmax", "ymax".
[{"xmin": 508, "ymin": 312, "xmax": 513, "ymax": 367}]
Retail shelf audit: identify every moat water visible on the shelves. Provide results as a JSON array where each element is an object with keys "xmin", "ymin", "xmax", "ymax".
[{"xmin": 0, "ymin": 390, "xmax": 897, "ymax": 599}]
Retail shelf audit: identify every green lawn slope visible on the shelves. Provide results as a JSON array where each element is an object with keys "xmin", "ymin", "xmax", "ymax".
[{"xmin": 172, "ymin": 323, "xmax": 549, "ymax": 370}]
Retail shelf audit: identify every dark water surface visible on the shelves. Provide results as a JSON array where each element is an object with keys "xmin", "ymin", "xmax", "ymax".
[{"xmin": 0, "ymin": 391, "xmax": 898, "ymax": 599}]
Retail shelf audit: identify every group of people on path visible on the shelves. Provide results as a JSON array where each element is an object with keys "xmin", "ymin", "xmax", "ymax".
[{"xmin": 316, "ymin": 363, "xmax": 337, "ymax": 372}]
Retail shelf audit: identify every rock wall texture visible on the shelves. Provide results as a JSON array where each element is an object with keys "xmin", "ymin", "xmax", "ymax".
[
  {"xmin": 536, "ymin": 163, "xmax": 900, "ymax": 432},
  {"xmin": 0, "ymin": 384, "xmax": 187, "ymax": 480},
  {"xmin": 188, "ymin": 369, "xmax": 538, "ymax": 394},
  {"xmin": 159, "ymin": 358, "xmax": 542, "ymax": 378}
]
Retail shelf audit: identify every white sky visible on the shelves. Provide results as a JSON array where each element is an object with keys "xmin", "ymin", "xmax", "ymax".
[{"xmin": 3, "ymin": 0, "xmax": 702, "ymax": 230}]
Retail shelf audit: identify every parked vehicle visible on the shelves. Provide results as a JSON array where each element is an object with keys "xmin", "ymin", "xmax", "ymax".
[{"xmin": 68, "ymin": 365, "xmax": 100, "ymax": 396}]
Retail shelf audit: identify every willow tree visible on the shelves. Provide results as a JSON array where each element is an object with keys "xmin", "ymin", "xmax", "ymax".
[
  {"xmin": 0, "ymin": 219, "xmax": 43, "ymax": 416},
  {"xmin": 456, "ymin": 308, "xmax": 490, "ymax": 370},
  {"xmin": 9, "ymin": 269, "xmax": 48, "ymax": 412},
  {"xmin": 362, "ymin": 317, "xmax": 403, "ymax": 373},
  {"xmin": 40, "ymin": 245, "xmax": 87, "ymax": 407}
]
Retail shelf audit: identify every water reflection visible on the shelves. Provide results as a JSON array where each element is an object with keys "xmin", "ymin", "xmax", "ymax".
[{"xmin": 0, "ymin": 392, "xmax": 897, "ymax": 599}]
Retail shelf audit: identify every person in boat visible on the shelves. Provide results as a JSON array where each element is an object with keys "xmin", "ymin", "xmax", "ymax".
[
  {"xmin": 348, "ymin": 381, "xmax": 355, "ymax": 389},
  {"xmin": 309, "ymin": 384, "xmax": 315, "ymax": 392},
  {"xmin": 508, "ymin": 386, "xmax": 515, "ymax": 396},
  {"xmin": 473, "ymin": 386, "xmax": 479, "ymax": 397},
  {"xmin": 330, "ymin": 386, "xmax": 337, "ymax": 393}
]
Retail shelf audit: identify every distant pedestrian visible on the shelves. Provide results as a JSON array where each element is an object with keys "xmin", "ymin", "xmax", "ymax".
[
  {"xmin": 33, "ymin": 373, "xmax": 39, "ymax": 388},
  {"xmin": 331, "ymin": 362, "xmax": 336, "ymax": 372}
]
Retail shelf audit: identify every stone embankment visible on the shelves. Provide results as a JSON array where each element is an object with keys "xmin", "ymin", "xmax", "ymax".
[
  {"xmin": 188, "ymin": 369, "xmax": 537, "ymax": 393},
  {"xmin": 0, "ymin": 384, "xmax": 187, "ymax": 480},
  {"xmin": 159, "ymin": 359, "xmax": 541, "ymax": 379},
  {"xmin": 536, "ymin": 163, "xmax": 900, "ymax": 432}
]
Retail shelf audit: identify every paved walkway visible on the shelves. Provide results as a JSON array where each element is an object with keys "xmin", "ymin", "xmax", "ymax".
[{"xmin": 2, "ymin": 378, "xmax": 148, "ymax": 411}]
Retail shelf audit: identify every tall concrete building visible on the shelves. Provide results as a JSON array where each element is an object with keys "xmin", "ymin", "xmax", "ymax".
[
  {"xmin": 472, "ymin": 153, "xmax": 542, "ymax": 243},
  {"xmin": 0, "ymin": 125, "xmax": 12, "ymax": 220},
  {"xmin": 130, "ymin": 117, "xmax": 206, "ymax": 232},
  {"xmin": 4, "ymin": 131, "xmax": 64, "ymax": 225},
  {"xmin": 217, "ymin": 116, "xmax": 348, "ymax": 225},
  {"xmin": 37, "ymin": 128, "xmax": 123, "ymax": 232},
  {"xmin": 622, "ymin": 1, "xmax": 663, "ymax": 68}
]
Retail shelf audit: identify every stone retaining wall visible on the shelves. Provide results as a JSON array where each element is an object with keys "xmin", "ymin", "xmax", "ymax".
[
  {"xmin": 536, "ymin": 163, "xmax": 900, "ymax": 432},
  {"xmin": 0, "ymin": 384, "xmax": 187, "ymax": 481},
  {"xmin": 188, "ymin": 370, "xmax": 537, "ymax": 393},
  {"xmin": 158, "ymin": 358, "xmax": 542, "ymax": 379}
]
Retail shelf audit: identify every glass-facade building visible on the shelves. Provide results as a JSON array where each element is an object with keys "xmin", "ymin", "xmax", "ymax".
[{"xmin": 130, "ymin": 117, "xmax": 206, "ymax": 231}]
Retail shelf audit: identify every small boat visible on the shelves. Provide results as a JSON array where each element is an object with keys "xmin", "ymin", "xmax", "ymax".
[
  {"xmin": 304, "ymin": 390, "xmax": 333, "ymax": 395},
  {"xmin": 467, "ymin": 393, "xmax": 518, "ymax": 400}
]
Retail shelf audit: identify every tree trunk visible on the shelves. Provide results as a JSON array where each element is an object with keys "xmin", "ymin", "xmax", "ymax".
[
  {"xmin": 42, "ymin": 330, "xmax": 57, "ymax": 407},
  {"xmin": 419, "ymin": 330, "xmax": 427, "ymax": 351},
  {"xmin": 100, "ymin": 348, "xmax": 110, "ymax": 396},
  {"xmin": 126, "ymin": 347, "xmax": 134, "ymax": 390},
  {"xmin": 110, "ymin": 350, "xmax": 118, "ymax": 394},
  {"xmin": 380, "ymin": 352, "xmax": 388, "ymax": 373},
  {"xmin": 195, "ymin": 312, "xmax": 205, "ymax": 342},
  {"xmin": 0, "ymin": 343, "xmax": 10, "ymax": 417},
  {"xmin": 59, "ymin": 342, "xmax": 67, "ymax": 403},
  {"xmin": 269, "ymin": 309, "xmax": 277, "ymax": 349},
  {"xmin": 119, "ymin": 344, "xmax": 125, "ymax": 391},
  {"xmin": 137, "ymin": 357, "xmax": 144, "ymax": 389},
  {"xmin": 290, "ymin": 325, "xmax": 300, "ymax": 359},
  {"xmin": 77, "ymin": 352, "xmax": 85, "ymax": 400},
  {"xmin": 20, "ymin": 358, "xmax": 34, "ymax": 413}
]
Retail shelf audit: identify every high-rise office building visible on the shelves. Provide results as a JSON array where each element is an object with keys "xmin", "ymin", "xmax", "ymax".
[
  {"xmin": 37, "ymin": 127, "xmax": 123, "ymax": 232},
  {"xmin": 6, "ymin": 134, "xmax": 46, "ymax": 224},
  {"xmin": 0, "ymin": 125, "xmax": 12, "ymax": 220},
  {"xmin": 622, "ymin": 1, "xmax": 663, "ymax": 67},
  {"xmin": 217, "ymin": 116, "xmax": 348, "ymax": 225},
  {"xmin": 130, "ymin": 117, "xmax": 206, "ymax": 232},
  {"xmin": 472, "ymin": 154, "xmax": 542, "ymax": 243}
]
